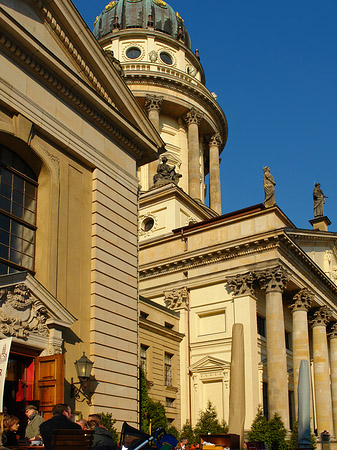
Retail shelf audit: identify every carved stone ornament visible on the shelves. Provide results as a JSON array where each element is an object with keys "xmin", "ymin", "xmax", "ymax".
[
  {"xmin": 311, "ymin": 306, "xmax": 331, "ymax": 327},
  {"xmin": 256, "ymin": 266, "xmax": 288, "ymax": 293},
  {"xmin": 184, "ymin": 107, "xmax": 202, "ymax": 126},
  {"xmin": 164, "ymin": 287, "xmax": 188, "ymax": 310},
  {"xmin": 153, "ymin": 156, "xmax": 182, "ymax": 187},
  {"xmin": 289, "ymin": 289, "xmax": 314, "ymax": 312},
  {"xmin": 226, "ymin": 272, "xmax": 255, "ymax": 297},
  {"xmin": 0, "ymin": 284, "xmax": 49, "ymax": 339},
  {"xmin": 149, "ymin": 50, "xmax": 158, "ymax": 63},
  {"xmin": 145, "ymin": 94, "xmax": 163, "ymax": 112},
  {"xmin": 329, "ymin": 322, "xmax": 337, "ymax": 339},
  {"xmin": 209, "ymin": 132, "xmax": 222, "ymax": 148}
]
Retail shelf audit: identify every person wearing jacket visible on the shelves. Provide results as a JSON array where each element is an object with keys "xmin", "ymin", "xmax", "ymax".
[
  {"xmin": 87, "ymin": 418, "xmax": 116, "ymax": 450},
  {"xmin": 24, "ymin": 405, "xmax": 44, "ymax": 441}
]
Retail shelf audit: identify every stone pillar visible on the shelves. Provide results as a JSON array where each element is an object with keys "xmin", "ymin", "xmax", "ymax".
[
  {"xmin": 185, "ymin": 107, "xmax": 202, "ymax": 200},
  {"xmin": 209, "ymin": 133, "xmax": 222, "ymax": 214},
  {"xmin": 312, "ymin": 306, "xmax": 334, "ymax": 435},
  {"xmin": 257, "ymin": 266, "xmax": 289, "ymax": 428},
  {"xmin": 226, "ymin": 272, "xmax": 260, "ymax": 429},
  {"xmin": 289, "ymin": 289, "xmax": 313, "ymax": 419},
  {"xmin": 145, "ymin": 95, "xmax": 163, "ymax": 188},
  {"xmin": 329, "ymin": 323, "xmax": 337, "ymax": 436}
]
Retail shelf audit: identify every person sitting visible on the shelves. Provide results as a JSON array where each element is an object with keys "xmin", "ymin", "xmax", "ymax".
[
  {"xmin": 2, "ymin": 415, "xmax": 19, "ymax": 448},
  {"xmin": 24, "ymin": 404, "xmax": 44, "ymax": 442},
  {"xmin": 76, "ymin": 418, "xmax": 89, "ymax": 430},
  {"xmin": 87, "ymin": 417, "xmax": 116, "ymax": 450},
  {"xmin": 40, "ymin": 403, "xmax": 81, "ymax": 450}
]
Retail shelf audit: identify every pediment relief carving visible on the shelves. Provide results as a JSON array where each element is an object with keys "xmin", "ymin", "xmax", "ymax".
[
  {"xmin": 0, "ymin": 284, "xmax": 48, "ymax": 339},
  {"xmin": 0, "ymin": 272, "xmax": 75, "ymax": 345},
  {"xmin": 189, "ymin": 355, "xmax": 230, "ymax": 374}
]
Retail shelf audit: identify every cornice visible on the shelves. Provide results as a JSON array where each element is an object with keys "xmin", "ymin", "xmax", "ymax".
[
  {"xmin": 140, "ymin": 229, "xmax": 337, "ymax": 297},
  {"xmin": 139, "ymin": 318, "xmax": 184, "ymax": 342},
  {"xmin": 139, "ymin": 183, "xmax": 217, "ymax": 220},
  {"xmin": 124, "ymin": 72, "xmax": 228, "ymax": 147},
  {"xmin": 32, "ymin": 0, "xmax": 114, "ymax": 106},
  {"xmin": 140, "ymin": 233, "xmax": 282, "ymax": 279},
  {"xmin": 0, "ymin": 25, "xmax": 156, "ymax": 163}
]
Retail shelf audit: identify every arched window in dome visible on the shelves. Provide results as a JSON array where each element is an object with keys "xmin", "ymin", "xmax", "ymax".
[{"xmin": 0, "ymin": 145, "xmax": 37, "ymax": 274}]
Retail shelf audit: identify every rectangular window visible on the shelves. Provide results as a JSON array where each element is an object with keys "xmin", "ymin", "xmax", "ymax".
[
  {"xmin": 166, "ymin": 397, "xmax": 175, "ymax": 407},
  {"xmin": 285, "ymin": 331, "xmax": 292, "ymax": 351},
  {"xmin": 263, "ymin": 382, "xmax": 269, "ymax": 420},
  {"xmin": 140, "ymin": 345, "xmax": 148, "ymax": 375},
  {"xmin": 257, "ymin": 314, "xmax": 266, "ymax": 337},
  {"xmin": 164, "ymin": 353, "xmax": 173, "ymax": 386}
]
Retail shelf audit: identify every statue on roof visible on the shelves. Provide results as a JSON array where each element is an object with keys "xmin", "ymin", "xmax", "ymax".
[
  {"xmin": 153, "ymin": 156, "xmax": 182, "ymax": 187},
  {"xmin": 263, "ymin": 166, "xmax": 276, "ymax": 208},
  {"xmin": 313, "ymin": 183, "xmax": 328, "ymax": 217}
]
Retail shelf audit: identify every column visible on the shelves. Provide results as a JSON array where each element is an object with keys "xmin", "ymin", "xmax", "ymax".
[
  {"xmin": 184, "ymin": 107, "xmax": 202, "ymax": 200},
  {"xmin": 209, "ymin": 132, "xmax": 222, "ymax": 214},
  {"xmin": 329, "ymin": 323, "xmax": 337, "ymax": 437},
  {"xmin": 226, "ymin": 272, "xmax": 260, "ymax": 428},
  {"xmin": 289, "ymin": 289, "xmax": 313, "ymax": 418},
  {"xmin": 257, "ymin": 266, "xmax": 289, "ymax": 428},
  {"xmin": 145, "ymin": 95, "xmax": 163, "ymax": 188},
  {"xmin": 312, "ymin": 306, "xmax": 334, "ymax": 435}
]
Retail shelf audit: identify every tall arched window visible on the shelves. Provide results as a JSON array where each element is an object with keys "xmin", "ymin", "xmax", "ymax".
[{"xmin": 0, "ymin": 145, "xmax": 37, "ymax": 274}]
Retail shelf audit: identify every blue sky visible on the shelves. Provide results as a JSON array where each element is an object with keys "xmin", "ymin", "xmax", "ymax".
[{"xmin": 72, "ymin": 0, "xmax": 337, "ymax": 230}]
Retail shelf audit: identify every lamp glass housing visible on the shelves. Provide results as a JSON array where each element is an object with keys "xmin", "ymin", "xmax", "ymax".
[{"xmin": 74, "ymin": 352, "xmax": 93, "ymax": 380}]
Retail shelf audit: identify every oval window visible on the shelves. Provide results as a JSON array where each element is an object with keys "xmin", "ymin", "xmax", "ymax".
[
  {"xmin": 141, "ymin": 217, "xmax": 154, "ymax": 232},
  {"xmin": 126, "ymin": 47, "xmax": 141, "ymax": 59},
  {"xmin": 160, "ymin": 52, "xmax": 173, "ymax": 65}
]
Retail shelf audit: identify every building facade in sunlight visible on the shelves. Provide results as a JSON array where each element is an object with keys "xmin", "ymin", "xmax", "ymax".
[
  {"xmin": 0, "ymin": 0, "xmax": 163, "ymax": 427},
  {"xmin": 94, "ymin": 0, "xmax": 337, "ymax": 438}
]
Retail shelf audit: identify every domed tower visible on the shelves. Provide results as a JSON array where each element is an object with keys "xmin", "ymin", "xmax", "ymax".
[{"xmin": 94, "ymin": 0, "xmax": 227, "ymax": 220}]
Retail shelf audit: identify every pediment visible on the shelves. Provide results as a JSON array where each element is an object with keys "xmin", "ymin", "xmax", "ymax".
[
  {"xmin": 189, "ymin": 356, "xmax": 230, "ymax": 374},
  {"xmin": 0, "ymin": 271, "xmax": 76, "ymax": 342},
  {"xmin": 0, "ymin": 0, "xmax": 164, "ymax": 149},
  {"xmin": 1, "ymin": 0, "xmax": 87, "ymax": 82}
]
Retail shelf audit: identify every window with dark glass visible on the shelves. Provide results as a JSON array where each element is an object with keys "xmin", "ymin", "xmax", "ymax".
[
  {"xmin": 126, "ymin": 47, "xmax": 141, "ymax": 59},
  {"xmin": 0, "ymin": 145, "xmax": 37, "ymax": 274},
  {"xmin": 140, "ymin": 344, "xmax": 148, "ymax": 375},
  {"xmin": 160, "ymin": 52, "xmax": 173, "ymax": 65},
  {"xmin": 257, "ymin": 314, "xmax": 266, "ymax": 337},
  {"xmin": 164, "ymin": 352, "xmax": 173, "ymax": 386},
  {"xmin": 285, "ymin": 330, "xmax": 292, "ymax": 351}
]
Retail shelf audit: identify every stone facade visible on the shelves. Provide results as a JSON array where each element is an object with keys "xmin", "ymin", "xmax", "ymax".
[{"xmin": 0, "ymin": 0, "xmax": 163, "ymax": 426}]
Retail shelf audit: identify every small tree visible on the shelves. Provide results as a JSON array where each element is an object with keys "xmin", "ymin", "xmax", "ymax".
[
  {"xmin": 180, "ymin": 420, "xmax": 196, "ymax": 445},
  {"xmin": 248, "ymin": 406, "xmax": 269, "ymax": 443},
  {"xmin": 100, "ymin": 412, "xmax": 119, "ymax": 443},
  {"xmin": 194, "ymin": 401, "xmax": 228, "ymax": 443},
  {"xmin": 267, "ymin": 413, "xmax": 287, "ymax": 450}
]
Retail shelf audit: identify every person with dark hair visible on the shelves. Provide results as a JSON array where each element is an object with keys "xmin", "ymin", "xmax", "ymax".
[
  {"xmin": 87, "ymin": 417, "xmax": 117, "ymax": 450},
  {"xmin": 2, "ymin": 415, "xmax": 20, "ymax": 447},
  {"xmin": 40, "ymin": 404, "xmax": 81, "ymax": 450}
]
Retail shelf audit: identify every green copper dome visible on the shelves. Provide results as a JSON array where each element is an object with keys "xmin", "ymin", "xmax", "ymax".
[{"xmin": 93, "ymin": 0, "xmax": 191, "ymax": 49}]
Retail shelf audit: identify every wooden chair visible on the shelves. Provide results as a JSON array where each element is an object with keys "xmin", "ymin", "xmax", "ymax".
[{"xmin": 51, "ymin": 429, "xmax": 94, "ymax": 450}]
